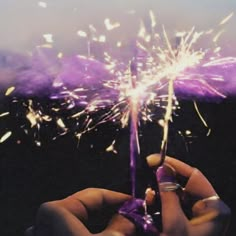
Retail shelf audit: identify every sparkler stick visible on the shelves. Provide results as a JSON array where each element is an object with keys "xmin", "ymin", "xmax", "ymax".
[
  {"xmin": 158, "ymin": 28, "xmax": 178, "ymax": 167},
  {"xmin": 159, "ymin": 78, "xmax": 174, "ymax": 166},
  {"xmin": 129, "ymin": 98, "xmax": 139, "ymax": 197},
  {"xmin": 129, "ymin": 59, "xmax": 141, "ymax": 197}
]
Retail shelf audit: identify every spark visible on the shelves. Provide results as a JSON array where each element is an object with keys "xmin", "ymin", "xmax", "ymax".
[
  {"xmin": 116, "ymin": 41, "xmax": 122, "ymax": 47},
  {"xmin": 205, "ymin": 29, "xmax": 214, "ymax": 34},
  {"xmin": 104, "ymin": 18, "xmax": 121, "ymax": 31},
  {"xmin": 0, "ymin": 131, "xmax": 12, "ymax": 143},
  {"xmin": 0, "ymin": 112, "xmax": 10, "ymax": 118},
  {"xmin": 203, "ymin": 57, "xmax": 236, "ymax": 67},
  {"xmin": 43, "ymin": 34, "xmax": 54, "ymax": 44},
  {"xmin": 26, "ymin": 100, "xmax": 52, "ymax": 128},
  {"xmin": 89, "ymin": 24, "xmax": 97, "ymax": 34},
  {"xmin": 213, "ymin": 30, "xmax": 225, "ymax": 43},
  {"xmin": 194, "ymin": 102, "xmax": 207, "ymax": 127},
  {"xmin": 57, "ymin": 52, "xmax": 63, "ymax": 59},
  {"xmin": 106, "ymin": 140, "xmax": 118, "ymax": 154},
  {"xmin": 5, "ymin": 87, "xmax": 15, "ymax": 96},
  {"xmin": 56, "ymin": 118, "xmax": 67, "ymax": 131},
  {"xmin": 138, "ymin": 21, "xmax": 146, "ymax": 39},
  {"xmin": 149, "ymin": 10, "xmax": 157, "ymax": 28},
  {"xmin": 98, "ymin": 35, "xmax": 106, "ymax": 43},
  {"xmin": 37, "ymin": 44, "xmax": 53, "ymax": 48},
  {"xmin": 185, "ymin": 130, "xmax": 192, "ymax": 136},
  {"xmin": 193, "ymin": 101, "xmax": 211, "ymax": 136},
  {"xmin": 214, "ymin": 47, "xmax": 221, "ymax": 53},
  {"xmin": 77, "ymin": 31, "xmax": 87, "ymax": 38},
  {"xmin": 206, "ymin": 129, "xmax": 212, "ymax": 137},
  {"xmin": 219, "ymin": 12, "xmax": 234, "ymax": 25},
  {"xmin": 35, "ymin": 141, "xmax": 41, "ymax": 147}
]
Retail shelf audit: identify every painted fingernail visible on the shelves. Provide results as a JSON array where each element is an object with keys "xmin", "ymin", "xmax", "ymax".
[
  {"xmin": 156, "ymin": 165, "xmax": 179, "ymax": 192},
  {"xmin": 156, "ymin": 165, "xmax": 176, "ymax": 183}
]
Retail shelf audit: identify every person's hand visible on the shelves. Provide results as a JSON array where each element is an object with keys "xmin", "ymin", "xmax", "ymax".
[
  {"xmin": 146, "ymin": 154, "xmax": 231, "ymax": 236},
  {"xmin": 25, "ymin": 154, "xmax": 231, "ymax": 236},
  {"xmin": 25, "ymin": 188, "xmax": 136, "ymax": 236}
]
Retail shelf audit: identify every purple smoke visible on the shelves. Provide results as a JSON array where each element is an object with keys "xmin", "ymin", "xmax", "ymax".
[{"xmin": 0, "ymin": 46, "xmax": 236, "ymax": 101}]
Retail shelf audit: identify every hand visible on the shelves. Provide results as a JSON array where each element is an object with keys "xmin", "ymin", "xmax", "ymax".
[
  {"xmin": 146, "ymin": 154, "xmax": 231, "ymax": 236},
  {"xmin": 25, "ymin": 188, "xmax": 136, "ymax": 236}
]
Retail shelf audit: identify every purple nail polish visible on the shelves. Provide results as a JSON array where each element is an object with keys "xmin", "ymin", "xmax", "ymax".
[{"xmin": 156, "ymin": 165, "xmax": 176, "ymax": 183}]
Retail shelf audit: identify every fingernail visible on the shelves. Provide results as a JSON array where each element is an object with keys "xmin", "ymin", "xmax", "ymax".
[
  {"xmin": 156, "ymin": 165, "xmax": 179, "ymax": 192},
  {"xmin": 146, "ymin": 154, "xmax": 162, "ymax": 169},
  {"xmin": 156, "ymin": 165, "xmax": 176, "ymax": 183},
  {"xmin": 192, "ymin": 200, "xmax": 207, "ymax": 216}
]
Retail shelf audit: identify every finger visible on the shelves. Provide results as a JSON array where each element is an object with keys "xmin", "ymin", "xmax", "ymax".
[
  {"xmin": 147, "ymin": 153, "xmax": 194, "ymax": 177},
  {"xmin": 191, "ymin": 199, "xmax": 219, "ymax": 224},
  {"xmin": 191, "ymin": 197, "xmax": 231, "ymax": 223},
  {"xmin": 163, "ymin": 157, "xmax": 231, "ymax": 235},
  {"xmin": 147, "ymin": 154, "xmax": 230, "ymax": 235},
  {"xmin": 63, "ymin": 188, "xmax": 131, "ymax": 222},
  {"xmin": 101, "ymin": 189, "xmax": 132, "ymax": 208},
  {"xmin": 70, "ymin": 188, "xmax": 131, "ymax": 211},
  {"xmin": 146, "ymin": 153, "xmax": 217, "ymax": 198},
  {"xmin": 105, "ymin": 214, "xmax": 136, "ymax": 236},
  {"xmin": 145, "ymin": 188, "xmax": 156, "ymax": 206},
  {"xmin": 189, "ymin": 199, "xmax": 231, "ymax": 236},
  {"xmin": 184, "ymin": 169, "xmax": 217, "ymax": 199},
  {"xmin": 156, "ymin": 165, "xmax": 188, "ymax": 234}
]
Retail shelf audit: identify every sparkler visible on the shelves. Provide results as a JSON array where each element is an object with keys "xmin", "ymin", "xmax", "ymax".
[
  {"xmin": 129, "ymin": 59, "xmax": 141, "ymax": 197},
  {"xmin": 1, "ymin": 11, "xmax": 236, "ymax": 196}
]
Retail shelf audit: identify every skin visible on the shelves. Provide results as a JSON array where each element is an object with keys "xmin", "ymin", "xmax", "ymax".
[
  {"xmin": 26, "ymin": 189, "xmax": 134, "ymax": 236},
  {"xmin": 147, "ymin": 154, "xmax": 231, "ymax": 236},
  {"xmin": 25, "ymin": 154, "xmax": 231, "ymax": 236}
]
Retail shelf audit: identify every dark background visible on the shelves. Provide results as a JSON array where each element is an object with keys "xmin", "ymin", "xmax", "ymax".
[{"xmin": 1, "ymin": 99, "xmax": 236, "ymax": 236}]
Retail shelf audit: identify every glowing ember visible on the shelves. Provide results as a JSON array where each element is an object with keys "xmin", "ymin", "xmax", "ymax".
[
  {"xmin": 106, "ymin": 140, "xmax": 118, "ymax": 154},
  {"xmin": 77, "ymin": 31, "xmax": 87, "ymax": 38},
  {"xmin": 0, "ymin": 131, "xmax": 12, "ymax": 143},
  {"xmin": 0, "ymin": 112, "xmax": 10, "ymax": 118},
  {"xmin": 219, "ymin": 12, "xmax": 234, "ymax": 25},
  {"xmin": 26, "ymin": 100, "xmax": 52, "ymax": 128},
  {"xmin": 43, "ymin": 34, "xmax": 54, "ymax": 44},
  {"xmin": 57, "ymin": 52, "xmax": 63, "ymax": 59},
  {"xmin": 104, "ymin": 18, "xmax": 121, "ymax": 31},
  {"xmin": 5, "ymin": 87, "xmax": 15, "ymax": 96}
]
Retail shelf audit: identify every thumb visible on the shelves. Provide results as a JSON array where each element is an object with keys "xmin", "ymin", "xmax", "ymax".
[{"xmin": 156, "ymin": 165, "xmax": 188, "ymax": 234}]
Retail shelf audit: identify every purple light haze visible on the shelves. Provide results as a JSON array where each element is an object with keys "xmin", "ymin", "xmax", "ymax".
[{"xmin": 0, "ymin": 43, "xmax": 236, "ymax": 101}]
